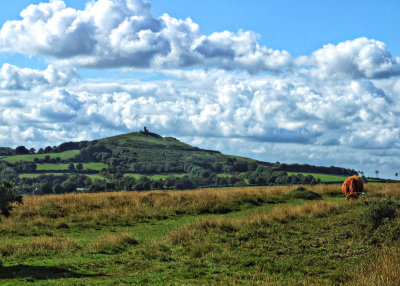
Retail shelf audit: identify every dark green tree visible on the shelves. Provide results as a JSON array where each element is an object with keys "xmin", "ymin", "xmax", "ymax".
[
  {"xmin": 39, "ymin": 180, "xmax": 53, "ymax": 194},
  {"xmin": 174, "ymin": 177, "xmax": 193, "ymax": 190},
  {"xmin": 164, "ymin": 176, "xmax": 176, "ymax": 189},
  {"xmin": 61, "ymin": 180, "xmax": 76, "ymax": 193},
  {"xmin": 68, "ymin": 163, "xmax": 76, "ymax": 172},
  {"xmin": 0, "ymin": 167, "xmax": 18, "ymax": 182},
  {"xmin": 53, "ymin": 183, "xmax": 64, "ymax": 194},
  {"xmin": 0, "ymin": 181, "xmax": 22, "ymax": 218},
  {"xmin": 44, "ymin": 146, "xmax": 52, "ymax": 153},
  {"xmin": 15, "ymin": 146, "xmax": 29, "ymax": 155},
  {"xmin": 76, "ymin": 163, "xmax": 83, "ymax": 173},
  {"xmin": 135, "ymin": 176, "xmax": 151, "ymax": 191}
]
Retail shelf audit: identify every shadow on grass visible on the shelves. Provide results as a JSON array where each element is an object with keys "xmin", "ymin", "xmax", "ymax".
[{"xmin": 0, "ymin": 264, "xmax": 99, "ymax": 280}]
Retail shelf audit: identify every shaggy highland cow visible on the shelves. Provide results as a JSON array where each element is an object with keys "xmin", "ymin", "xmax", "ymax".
[{"xmin": 342, "ymin": 175, "xmax": 364, "ymax": 200}]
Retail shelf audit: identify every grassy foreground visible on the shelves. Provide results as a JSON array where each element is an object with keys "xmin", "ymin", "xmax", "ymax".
[{"xmin": 1, "ymin": 184, "xmax": 400, "ymax": 285}]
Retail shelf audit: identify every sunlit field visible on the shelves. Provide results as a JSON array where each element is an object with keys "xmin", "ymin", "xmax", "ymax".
[{"xmin": 1, "ymin": 184, "xmax": 400, "ymax": 285}]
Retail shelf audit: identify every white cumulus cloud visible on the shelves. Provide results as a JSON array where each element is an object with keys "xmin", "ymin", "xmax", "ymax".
[
  {"xmin": 0, "ymin": 0, "xmax": 291, "ymax": 72},
  {"xmin": 0, "ymin": 64, "xmax": 76, "ymax": 90},
  {"xmin": 0, "ymin": 64, "xmax": 399, "ymax": 177},
  {"xmin": 297, "ymin": 37, "xmax": 400, "ymax": 79}
]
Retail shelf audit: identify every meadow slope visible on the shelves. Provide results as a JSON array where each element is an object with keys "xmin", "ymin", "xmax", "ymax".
[{"xmin": 0, "ymin": 184, "xmax": 400, "ymax": 285}]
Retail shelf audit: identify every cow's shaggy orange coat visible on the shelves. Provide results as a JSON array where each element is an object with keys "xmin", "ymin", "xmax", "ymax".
[{"xmin": 342, "ymin": 175, "xmax": 364, "ymax": 200}]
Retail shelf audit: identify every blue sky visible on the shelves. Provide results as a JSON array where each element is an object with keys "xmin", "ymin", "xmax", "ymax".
[
  {"xmin": 0, "ymin": 0, "xmax": 399, "ymax": 178},
  {"xmin": 152, "ymin": 0, "xmax": 400, "ymax": 55},
  {"xmin": 3, "ymin": 0, "xmax": 399, "ymax": 57}
]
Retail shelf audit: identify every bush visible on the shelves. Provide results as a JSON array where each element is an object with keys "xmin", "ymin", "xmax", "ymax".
[
  {"xmin": 361, "ymin": 200, "xmax": 398, "ymax": 230},
  {"xmin": 288, "ymin": 186, "xmax": 322, "ymax": 200},
  {"xmin": 0, "ymin": 180, "xmax": 23, "ymax": 218}
]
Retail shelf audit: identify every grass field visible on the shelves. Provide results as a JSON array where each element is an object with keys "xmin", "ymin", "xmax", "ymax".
[
  {"xmin": 85, "ymin": 174, "xmax": 108, "ymax": 182},
  {"xmin": 288, "ymin": 172, "xmax": 349, "ymax": 182},
  {"xmin": 24, "ymin": 162, "xmax": 109, "ymax": 173},
  {"xmin": 81, "ymin": 162, "xmax": 109, "ymax": 171},
  {"xmin": 36, "ymin": 164, "xmax": 69, "ymax": 171},
  {"xmin": 18, "ymin": 173, "xmax": 66, "ymax": 179},
  {"xmin": 18, "ymin": 173, "xmax": 108, "ymax": 182},
  {"xmin": 1, "ymin": 184, "xmax": 400, "ymax": 285},
  {"xmin": 123, "ymin": 173, "xmax": 186, "ymax": 180},
  {"xmin": 0, "ymin": 150, "xmax": 80, "ymax": 164}
]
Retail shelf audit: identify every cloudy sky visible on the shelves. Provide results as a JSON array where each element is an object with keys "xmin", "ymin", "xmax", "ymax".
[{"xmin": 0, "ymin": 0, "xmax": 399, "ymax": 178}]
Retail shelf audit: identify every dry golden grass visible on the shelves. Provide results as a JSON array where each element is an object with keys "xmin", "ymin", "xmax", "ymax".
[
  {"xmin": 88, "ymin": 232, "xmax": 138, "ymax": 252},
  {"xmin": 304, "ymin": 184, "xmax": 343, "ymax": 196},
  {"xmin": 170, "ymin": 217, "xmax": 238, "ymax": 245},
  {"xmin": 2, "ymin": 183, "xmax": 398, "ymax": 234},
  {"xmin": 247, "ymin": 200, "xmax": 342, "ymax": 224},
  {"xmin": 347, "ymin": 246, "xmax": 400, "ymax": 286},
  {"xmin": 4, "ymin": 187, "xmax": 290, "ymax": 227},
  {"xmin": 0, "ymin": 236, "xmax": 79, "ymax": 257},
  {"xmin": 363, "ymin": 183, "xmax": 400, "ymax": 200}
]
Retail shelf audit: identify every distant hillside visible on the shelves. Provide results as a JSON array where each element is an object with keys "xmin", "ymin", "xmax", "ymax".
[{"xmin": 0, "ymin": 129, "xmax": 357, "ymax": 194}]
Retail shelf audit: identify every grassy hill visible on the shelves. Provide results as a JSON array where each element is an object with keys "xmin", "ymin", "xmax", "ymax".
[
  {"xmin": 1, "ymin": 183, "xmax": 400, "ymax": 284},
  {"xmin": 0, "ymin": 130, "xmax": 358, "ymax": 194}
]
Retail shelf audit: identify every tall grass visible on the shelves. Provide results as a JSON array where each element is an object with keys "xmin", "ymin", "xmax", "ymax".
[
  {"xmin": 363, "ymin": 183, "xmax": 400, "ymax": 200},
  {"xmin": 0, "ymin": 236, "xmax": 79, "ymax": 257},
  {"xmin": 3, "ymin": 187, "xmax": 289, "ymax": 229},
  {"xmin": 247, "ymin": 200, "xmax": 342, "ymax": 224},
  {"xmin": 2, "ymin": 183, "xmax": 398, "ymax": 235},
  {"xmin": 1, "ymin": 183, "xmax": 399, "ymax": 284},
  {"xmin": 348, "ymin": 247, "xmax": 400, "ymax": 286},
  {"xmin": 88, "ymin": 233, "xmax": 138, "ymax": 253},
  {"xmin": 169, "ymin": 200, "xmax": 342, "ymax": 245}
]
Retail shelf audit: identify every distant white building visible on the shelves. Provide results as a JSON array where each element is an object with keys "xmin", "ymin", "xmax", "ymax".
[
  {"xmin": 75, "ymin": 187, "xmax": 89, "ymax": 193},
  {"xmin": 32, "ymin": 188, "xmax": 43, "ymax": 195}
]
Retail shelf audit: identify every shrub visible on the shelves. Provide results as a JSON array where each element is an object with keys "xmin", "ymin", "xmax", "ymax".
[
  {"xmin": 288, "ymin": 186, "xmax": 322, "ymax": 200},
  {"xmin": 0, "ymin": 180, "xmax": 23, "ymax": 218},
  {"xmin": 0, "ymin": 180, "xmax": 23, "ymax": 265},
  {"xmin": 361, "ymin": 199, "xmax": 398, "ymax": 230}
]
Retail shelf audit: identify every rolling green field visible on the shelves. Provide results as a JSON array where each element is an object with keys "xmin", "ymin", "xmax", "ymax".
[
  {"xmin": 1, "ymin": 184, "xmax": 400, "ymax": 285},
  {"xmin": 18, "ymin": 173, "xmax": 108, "ymax": 181},
  {"xmin": 288, "ymin": 172, "xmax": 349, "ymax": 182},
  {"xmin": 31, "ymin": 162, "xmax": 108, "ymax": 172},
  {"xmin": 36, "ymin": 164, "xmax": 69, "ymax": 171},
  {"xmin": 85, "ymin": 174, "xmax": 108, "ymax": 182},
  {"xmin": 81, "ymin": 162, "xmax": 109, "ymax": 171},
  {"xmin": 18, "ymin": 173, "xmax": 66, "ymax": 179},
  {"xmin": 0, "ymin": 150, "xmax": 80, "ymax": 163},
  {"xmin": 123, "ymin": 173, "xmax": 186, "ymax": 180}
]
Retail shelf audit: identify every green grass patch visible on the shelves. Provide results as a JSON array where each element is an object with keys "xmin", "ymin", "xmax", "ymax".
[
  {"xmin": 34, "ymin": 162, "xmax": 108, "ymax": 171},
  {"xmin": 85, "ymin": 174, "xmax": 108, "ymax": 182},
  {"xmin": 1, "ymin": 150, "xmax": 80, "ymax": 163},
  {"xmin": 81, "ymin": 162, "xmax": 109, "ymax": 171},
  {"xmin": 288, "ymin": 186, "xmax": 322, "ymax": 200},
  {"xmin": 36, "ymin": 163, "xmax": 69, "ymax": 171},
  {"xmin": 288, "ymin": 172, "xmax": 348, "ymax": 182},
  {"xmin": 19, "ymin": 173, "xmax": 66, "ymax": 178},
  {"xmin": 123, "ymin": 173, "xmax": 186, "ymax": 180}
]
